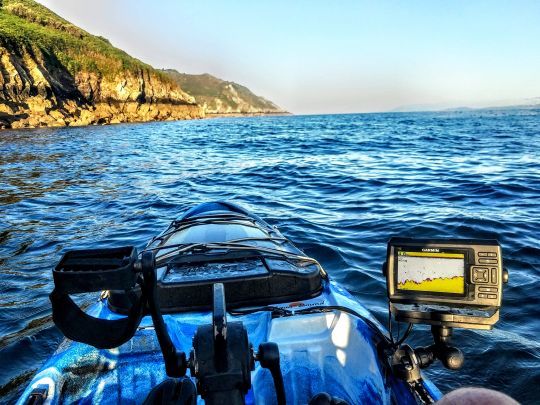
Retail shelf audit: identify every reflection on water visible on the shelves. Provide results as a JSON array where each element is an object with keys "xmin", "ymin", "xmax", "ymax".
[{"xmin": 1, "ymin": 110, "xmax": 539, "ymax": 403}]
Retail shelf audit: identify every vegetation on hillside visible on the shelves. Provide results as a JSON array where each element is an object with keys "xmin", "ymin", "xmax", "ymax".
[
  {"xmin": 0, "ymin": 0, "xmax": 283, "ymax": 127},
  {"xmin": 163, "ymin": 70, "xmax": 282, "ymax": 112},
  {"xmin": 0, "ymin": 0, "xmax": 172, "ymax": 82}
]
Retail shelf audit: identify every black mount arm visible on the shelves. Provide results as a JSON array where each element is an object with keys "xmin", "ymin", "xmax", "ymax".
[
  {"xmin": 391, "ymin": 326, "xmax": 464, "ymax": 384},
  {"xmin": 139, "ymin": 251, "xmax": 187, "ymax": 377},
  {"xmin": 190, "ymin": 283, "xmax": 286, "ymax": 405},
  {"xmin": 212, "ymin": 283, "xmax": 227, "ymax": 341},
  {"xmin": 415, "ymin": 326, "xmax": 464, "ymax": 370},
  {"xmin": 257, "ymin": 342, "xmax": 286, "ymax": 405},
  {"xmin": 212, "ymin": 283, "xmax": 228, "ymax": 372}
]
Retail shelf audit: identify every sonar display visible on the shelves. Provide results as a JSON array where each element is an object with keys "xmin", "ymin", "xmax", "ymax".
[{"xmin": 397, "ymin": 251, "xmax": 465, "ymax": 294}]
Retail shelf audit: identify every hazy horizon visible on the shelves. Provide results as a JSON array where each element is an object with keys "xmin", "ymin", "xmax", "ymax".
[{"xmin": 36, "ymin": 0, "xmax": 540, "ymax": 114}]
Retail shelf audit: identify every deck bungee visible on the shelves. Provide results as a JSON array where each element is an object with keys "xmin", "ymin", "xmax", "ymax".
[{"xmin": 18, "ymin": 202, "xmax": 506, "ymax": 404}]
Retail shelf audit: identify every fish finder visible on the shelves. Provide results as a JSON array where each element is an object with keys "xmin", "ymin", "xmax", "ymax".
[{"xmin": 384, "ymin": 237, "xmax": 508, "ymax": 330}]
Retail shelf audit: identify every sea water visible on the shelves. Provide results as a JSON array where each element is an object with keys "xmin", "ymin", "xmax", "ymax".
[{"xmin": 0, "ymin": 110, "xmax": 539, "ymax": 403}]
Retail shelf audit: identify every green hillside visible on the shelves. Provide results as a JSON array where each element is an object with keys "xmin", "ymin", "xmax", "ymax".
[
  {"xmin": 0, "ymin": 0, "xmax": 283, "ymax": 128},
  {"xmin": 163, "ymin": 70, "xmax": 285, "ymax": 114},
  {"xmin": 0, "ymin": 0, "xmax": 170, "ymax": 81}
]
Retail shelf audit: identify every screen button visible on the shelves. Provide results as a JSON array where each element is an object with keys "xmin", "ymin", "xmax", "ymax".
[
  {"xmin": 478, "ymin": 293, "xmax": 487, "ymax": 298},
  {"xmin": 479, "ymin": 258, "xmax": 498, "ymax": 264},
  {"xmin": 487, "ymin": 294, "xmax": 498, "ymax": 299},
  {"xmin": 491, "ymin": 268, "xmax": 498, "ymax": 284},
  {"xmin": 479, "ymin": 286, "xmax": 498, "ymax": 292},
  {"xmin": 479, "ymin": 252, "xmax": 497, "ymax": 258},
  {"xmin": 472, "ymin": 267, "xmax": 489, "ymax": 283}
]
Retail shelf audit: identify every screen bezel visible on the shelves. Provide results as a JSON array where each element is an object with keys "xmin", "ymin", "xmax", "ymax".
[{"xmin": 393, "ymin": 246, "xmax": 472, "ymax": 298}]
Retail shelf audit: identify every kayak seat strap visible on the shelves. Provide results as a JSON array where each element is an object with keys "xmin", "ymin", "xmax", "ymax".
[{"xmin": 50, "ymin": 288, "xmax": 145, "ymax": 349}]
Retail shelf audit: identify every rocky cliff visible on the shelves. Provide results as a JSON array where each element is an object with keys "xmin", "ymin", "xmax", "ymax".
[
  {"xmin": 163, "ymin": 70, "xmax": 286, "ymax": 115},
  {"xmin": 0, "ymin": 0, "xmax": 203, "ymax": 129}
]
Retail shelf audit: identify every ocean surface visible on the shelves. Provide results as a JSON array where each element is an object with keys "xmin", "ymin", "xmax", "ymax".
[{"xmin": 0, "ymin": 110, "xmax": 539, "ymax": 403}]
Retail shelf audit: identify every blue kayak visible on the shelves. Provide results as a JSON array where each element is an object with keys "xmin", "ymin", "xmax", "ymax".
[{"xmin": 18, "ymin": 202, "xmax": 443, "ymax": 404}]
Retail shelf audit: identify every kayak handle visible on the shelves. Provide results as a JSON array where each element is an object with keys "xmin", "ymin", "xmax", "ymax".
[{"xmin": 50, "ymin": 246, "xmax": 145, "ymax": 349}]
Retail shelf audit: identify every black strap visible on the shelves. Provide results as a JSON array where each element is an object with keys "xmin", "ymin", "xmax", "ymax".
[{"xmin": 50, "ymin": 288, "xmax": 145, "ymax": 349}]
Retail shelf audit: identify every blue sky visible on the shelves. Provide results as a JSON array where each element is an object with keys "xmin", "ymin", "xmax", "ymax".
[{"xmin": 37, "ymin": 1, "xmax": 540, "ymax": 114}]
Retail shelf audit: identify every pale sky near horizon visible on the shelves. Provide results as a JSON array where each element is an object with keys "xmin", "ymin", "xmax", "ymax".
[{"xmin": 36, "ymin": 0, "xmax": 540, "ymax": 114}]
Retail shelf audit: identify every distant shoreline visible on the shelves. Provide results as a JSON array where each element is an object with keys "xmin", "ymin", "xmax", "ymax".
[{"xmin": 205, "ymin": 112, "xmax": 292, "ymax": 118}]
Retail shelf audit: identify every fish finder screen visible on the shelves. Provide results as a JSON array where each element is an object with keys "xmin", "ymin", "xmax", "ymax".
[{"xmin": 396, "ymin": 251, "xmax": 465, "ymax": 295}]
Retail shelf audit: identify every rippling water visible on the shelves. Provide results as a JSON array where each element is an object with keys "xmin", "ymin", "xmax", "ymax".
[{"xmin": 1, "ymin": 110, "xmax": 539, "ymax": 403}]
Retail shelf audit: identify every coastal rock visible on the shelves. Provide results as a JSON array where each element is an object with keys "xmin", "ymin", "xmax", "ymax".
[
  {"xmin": 0, "ymin": 43, "xmax": 203, "ymax": 129},
  {"xmin": 0, "ymin": 0, "xmax": 203, "ymax": 129},
  {"xmin": 0, "ymin": 0, "xmax": 282, "ymax": 129}
]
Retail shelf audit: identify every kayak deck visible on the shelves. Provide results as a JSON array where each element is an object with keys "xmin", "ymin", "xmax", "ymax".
[
  {"xmin": 20, "ymin": 282, "xmax": 437, "ymax": 404},
  {"xmin": 18, "ymin": 203, "xmax": 443, "ymax": 404}
]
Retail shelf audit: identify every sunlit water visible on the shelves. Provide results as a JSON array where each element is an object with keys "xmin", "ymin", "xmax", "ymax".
[{"xmin": 1, "ymin": 111, "xmax": 539, "ymax": 403}]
